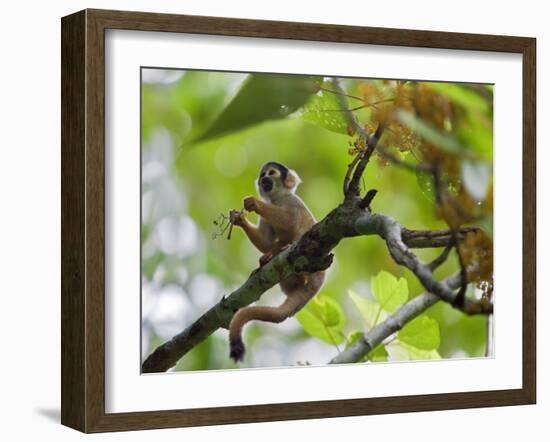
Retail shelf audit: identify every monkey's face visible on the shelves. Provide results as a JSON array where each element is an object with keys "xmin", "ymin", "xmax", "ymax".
[
  {"xmin": 259, "ymin": 164, "xmax": 281, "ymax": 193},
  {"xmin": 257, "ymin": 162, "xmax": 301, "ymax": 200}
]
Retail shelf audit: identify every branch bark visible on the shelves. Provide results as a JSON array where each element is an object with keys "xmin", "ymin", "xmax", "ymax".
[
  {"xmin": 332, "ymin": 78, "xmax": 384, "ymax": 197},
  {"xmin": 329, "ymin": 272, "xmax": 463, "ymax": 364},
  {"xmin": 332, "ymin": 78, "xmax": 366, "ymax": 139},
  {"xmin": 142, "ymin": 245, "xmax": 312, "ymax": 373},
  {"xmin": 142, "ymin": 196, "xmax": 491, "ymax": 373},
  {"xmin": 346, "ymin": 123, "xmax": 385, "ymax": 197},
  {"xmin": 355, "ymin": 214, "xmax": 491, "ymax": 315},
  {"xmin": 401, "ymin": 227, "xmax": 479, "ymax": 248}
]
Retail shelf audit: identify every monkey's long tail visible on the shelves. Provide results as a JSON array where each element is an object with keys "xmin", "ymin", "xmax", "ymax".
[{"xmin": 228, "ymin": 294, "xmax": 309, "ymax": 363}]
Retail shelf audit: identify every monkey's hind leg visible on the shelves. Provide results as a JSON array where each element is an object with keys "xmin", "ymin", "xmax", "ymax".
[{"xmin": 228, "ymin": 293, "xmax": 309, "ymax": 362}]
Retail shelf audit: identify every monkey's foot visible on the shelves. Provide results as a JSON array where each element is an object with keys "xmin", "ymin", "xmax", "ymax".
[
  {"xmin": 229, "ymin": 337, "xmax": 246, "ymax": 362},
  {"xmin": 259, "ymin": 252, "xmax": 274, "ymax": 267},
  {"xmin": 260, "ymin": 244, "xmax": 292, "ymax": 267}
]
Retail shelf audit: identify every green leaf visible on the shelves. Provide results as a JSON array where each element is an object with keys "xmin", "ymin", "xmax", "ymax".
[
  {"xmin": 415, "ymin": 83, "xmax": 494, "ymax": 160},
  {"xmin": 416, "ymin": 169, "xmax": 436, "ymax": 201},
  {"xmin": 387, "ymin": 342, "xmax": 442, "ymax": 360},
  {"xmin": 349, "ymin": 290, "xmax": 387, "ymax": 328},
  {"xmin": 402, "ymin": 343, "xmax": 441, "ymax": 360},
  {"xmin": 416, "ymin": 169, "xmax": 459, "ymax": 202},
  {"xmin": 397, "ymin": 315, "xmax": 440, "ymax": 350},
  {"xmin": 461, "ymin": 159, "xmax": 492, "ymax": 201},
  {"xmin": 142, "ymin": 71, "xmax": 245, "ymax": 144},
  {"xmin": 398, "ymin": 110, "xmax": 463, "ymax": 154},
  {"xmin": 345, "ymin": 331, "xmax": 368, "ymax": 362},
  {"xmin": 369, "ymin": 344, "xmax": 389, "ymax": 362},
  {"xmin": 457, "ymin": 113, "xmax": 493, "ymax": 160},
  {"xmin": 196, "ymin": 74, "xmax": 321, "ymax": 142},
  {"xmin": 301, "ymin": 82, "xmax": 349, "ymax": 134},
  {"xmin": 427, "ymin": 82, "xmax": 489, "ymax": 114},
  {"xmin": 296, "ymin": 296, "xmax": 345, "ymax": 345},
  {"xmin": 345, "ymin": 330, "xmax": 364, "ymax": 350},
  {"xmin": 371, "ymin": 271, "xmax": 408, "ymax": 313}
]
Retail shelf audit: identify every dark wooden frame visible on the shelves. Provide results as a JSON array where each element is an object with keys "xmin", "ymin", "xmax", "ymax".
[{"xmin": 61, "ymin": 8, "xmax": 536, "ymax": 433}]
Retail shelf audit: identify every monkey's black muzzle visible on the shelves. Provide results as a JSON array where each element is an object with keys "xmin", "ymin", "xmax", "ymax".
[{"xmin": 260, "ymin": 176, "xmax": 273, "ymax": 192}]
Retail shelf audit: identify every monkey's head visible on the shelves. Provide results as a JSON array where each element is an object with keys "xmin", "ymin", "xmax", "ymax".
[{"xmin": 256, "ymin": 161, "xmax": 301, "ymax": 201}]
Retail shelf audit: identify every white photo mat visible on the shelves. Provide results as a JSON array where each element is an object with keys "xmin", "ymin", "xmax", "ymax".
[{"xmin": 105, "ymin": 29, "xmax": 523, "ymax": 413}]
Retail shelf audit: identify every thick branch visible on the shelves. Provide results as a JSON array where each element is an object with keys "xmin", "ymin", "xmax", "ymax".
[
  {"xmin": 330, "ymin": 272, "xmax": 463, "ymax": 364},
  {"xmin": 142, "ymin": 246, "xmax": 312, "ymax": 373},
  {"xmin": 142, "ymin": 197, "xmax": 491, "ymax": 372}
]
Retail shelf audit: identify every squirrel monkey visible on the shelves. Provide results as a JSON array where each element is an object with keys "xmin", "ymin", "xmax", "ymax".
[{"xmin": 228, "ymin": 161, "xmax": 325, "ymax": 362}]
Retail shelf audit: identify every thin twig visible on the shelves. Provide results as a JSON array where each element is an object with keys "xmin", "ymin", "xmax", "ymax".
[
  {"xmin": 346, "ymin": 124, "xmax": 385, "ymax": 197},
  {"xmin": 331, "ymin": 78, "xmax": 387, "ymax": 197},
  {"xmin": 451, "ymin": 227, "xmax": 468, "ymax": 307},
  {"xmin": 376, "ymin": 145, "xmax": 433, "ymax": 173},
  {"xmin": 343, "ymin": 152, "xmax": 362, "ymax": 195},
  {"xmin": 319, "ymin": 85, "xmax": 364, "ymax": 102},
  {"xmin": 331, "ymin": 77, "xmax": 369, "ymax": 140},
  {"xmin": 428, "ymin": 242, "xmax": 454, "ymax": 271},
  {"xmin": 323, "ymin": 98, "xmax": 397, "ymax": 112},
  {"xmin": 432, "ymin": 166, "xmax": 469, "ymax": 307}
]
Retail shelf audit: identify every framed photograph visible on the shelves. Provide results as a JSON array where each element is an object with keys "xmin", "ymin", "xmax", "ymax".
[{"xmin": 61, "ymin": 9, "xmax": 536, "ymax": 433}]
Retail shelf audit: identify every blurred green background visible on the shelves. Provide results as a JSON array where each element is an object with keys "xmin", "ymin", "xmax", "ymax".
[{"xmin": 141, "ymin": 69, "xmax": 492, "ymax": 371}]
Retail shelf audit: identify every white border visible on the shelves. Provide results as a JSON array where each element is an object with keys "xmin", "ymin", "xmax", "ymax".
[{"xmin": 105, "ymin": 29, "xmax": 523, "ymax": 413}]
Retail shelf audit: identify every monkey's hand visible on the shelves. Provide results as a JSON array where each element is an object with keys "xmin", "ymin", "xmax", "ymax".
[
  {"xmin": 229, "ymin": 209, "xmax": 247, "ymax": 227},
  {"xmin": 243, "ymin": 196, "xmax": 261, "ymax": 213}
]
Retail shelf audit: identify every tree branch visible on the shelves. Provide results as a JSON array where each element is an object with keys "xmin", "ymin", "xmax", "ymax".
[
  {"xmin": 401, "ymin": 227, "xmax": 479, "ymax": 248},
  {"xmin": 142, "ymin": 245, "xmax": 333, "ymax": 373},
  {"xmin": 142, "ymin": 79, "xmax": 493, "ymax": 373},
  {"xmin": 332, "ymin": 77, "xmax": 367, "ymax": 139},
  {"xmin": 355, "ymin": 213, "xmax": 491, "ymax": 315},
  {"xmin": 331, "ymin": 77, "xmax": 434, "ymax": 176},
  {"xmin": 329, "ymin": 272, "xmax": 463, "ymax": 364},
  {"xmin": 358, "ymin": 189, "xmax": 378, "ymax": 210},
  {"xmin": 343, "ymin": 152, "xmax": 361, "ymax": 195},
  {"xmin": 346, "ymin": 124, "xmax": 385, "ymax": 197},
  {"xmin": 332, "ymin": 78, "xmax": 385, "ymax": 197},
  {"xmin": 142, "ymin": 197, "xmax": 491, "ymax": 373},
  {"xmin": 428, "ymin": 242, "xmax": 454, "ymax": 271}
]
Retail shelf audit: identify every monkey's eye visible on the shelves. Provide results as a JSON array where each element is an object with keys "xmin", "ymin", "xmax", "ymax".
[
  {"xmin": 268, "ymin": 170, "xmax": 276, "ymax": 176},
  {"xmin": 260, "ymin": 172, "xmax": 266, "ymax": 178}
]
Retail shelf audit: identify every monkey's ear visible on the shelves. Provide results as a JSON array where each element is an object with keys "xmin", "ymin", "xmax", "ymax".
[{"xmin": 284, "ymin": 169, "xmax": 302, "ymax": 189}]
